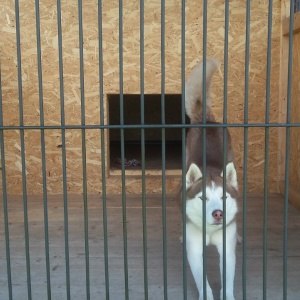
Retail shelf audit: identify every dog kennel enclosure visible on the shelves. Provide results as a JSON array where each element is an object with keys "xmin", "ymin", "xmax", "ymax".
[{"xmin": 0, "ymin": 0, "xmax": 300, "ymax": 299}]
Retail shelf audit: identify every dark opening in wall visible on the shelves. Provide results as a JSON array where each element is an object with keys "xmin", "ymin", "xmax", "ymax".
[{"xmin": 108, "ymin": 94, "xmax": 189, "ymax": 174}]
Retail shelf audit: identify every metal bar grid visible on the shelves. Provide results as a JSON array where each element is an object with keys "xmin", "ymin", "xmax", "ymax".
[{"xmin": 0, "ymin": 0, "xmax": 298, "ymax": 300}]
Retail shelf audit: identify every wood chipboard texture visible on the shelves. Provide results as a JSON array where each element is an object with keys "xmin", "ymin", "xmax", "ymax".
[
  {"xmin": 289, "ymin": 32, "xmax": 300, "ymax": 191},
  {"xmin": 0, "ymin": 0, "xmax": 282, "ymax": 195},
  {"xmin": 279, "ymin": 10, "xmax": 300, "ymax": 209}
]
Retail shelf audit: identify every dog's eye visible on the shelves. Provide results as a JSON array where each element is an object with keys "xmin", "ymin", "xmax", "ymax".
[
  {"xmin": 221, "ymin": 195, "xmax": 228, "ymax": 200},
  {"xmin": 199, "ymin": 196, "xmax": 207, "ymax": 201}
]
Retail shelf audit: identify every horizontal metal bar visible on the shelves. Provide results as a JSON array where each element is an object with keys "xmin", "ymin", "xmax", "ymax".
[{"xmin": 0, "ymin": 122, "xmax": 299, "ymax": 131}]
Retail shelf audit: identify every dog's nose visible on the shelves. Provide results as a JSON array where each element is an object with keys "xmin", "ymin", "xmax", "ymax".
[{"xmin": 212, "ymin": 209, "xmax": 223, "ymax": 221}]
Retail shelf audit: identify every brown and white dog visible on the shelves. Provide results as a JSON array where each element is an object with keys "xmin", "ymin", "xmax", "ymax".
[{"xmin": 182, "ymin": 58, "xmax": 239, "ymax": 300}]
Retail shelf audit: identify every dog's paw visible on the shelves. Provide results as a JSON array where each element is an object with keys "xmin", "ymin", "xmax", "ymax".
[{"xmin": 179, "ymin": 236, "xmax": 183, "ymax": 244}]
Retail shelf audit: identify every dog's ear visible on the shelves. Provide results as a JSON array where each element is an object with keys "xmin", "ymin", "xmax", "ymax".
[
  {"xmin": 221, "ymin": 162, "xmax": 238, "ymax": 190},
  {"xmin": 186, "ymin": 163, "xmax": 202, "ymax": 189}
]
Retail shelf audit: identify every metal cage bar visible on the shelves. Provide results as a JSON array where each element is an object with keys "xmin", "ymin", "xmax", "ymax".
[
  {"xmin": 98, "ymin": 0, "xmax": 110, "ymax": 297},
  {"xmin": 222, "ymin": 0, "xmax": 230, "ymax": 298},
  {"xmin": 180, "ymin": 0, "xmax": 187, "ymax": 299},
  {"xmin": 202, "ymin": 0, "xmax": 208, "ymax": 298},
  {"xmin": 77, "ymin": 0, "xmax": 91, "ymax": 298},
  {"xmin": 263, "ymin": 0, "xmax": 273, "ymax": 298},
  {"xmin": 161, "ymin": 0, "xmax": 168, "ymax": 299},
  {"xmin": 118, "ymin": 1, "xmax": 129, "ymax": 298},
  {"xmin": 283, "ymin": 1, "xmax": 295, "ymax": 299},
  {"xmin": 14, "ymin": 0, "xmax": 32, "ymax": 299},
  {"xmin": 34, "ymin": 0, "xmax": 52, "ymax": 298},
  {"xmin": 140, "ymin": 1, "xmax": 149, "ymax": 298},
  {"xmin": 56, "ymin": 0, "xmax": 71, "ymax": 298},
  {"xmin": 1, "ymin": 122, "xmax": 300, "ymax": 131},
  {"xmin": 0, "ymin": 63, "xmax": 13, "ymax": 300},
  {"xmin": 242, "ymin": 0, "xmax": 251, "ymax": 298}
]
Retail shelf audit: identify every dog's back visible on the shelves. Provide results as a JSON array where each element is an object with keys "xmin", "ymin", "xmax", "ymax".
[{"xmin": 185, "ymin": 58, "xmax": 234, "ymax": 171}]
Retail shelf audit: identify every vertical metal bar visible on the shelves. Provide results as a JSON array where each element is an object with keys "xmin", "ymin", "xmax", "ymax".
[
  {"xmin": 14, "ymin": 1, "xmax": 32, "ymax": 298},
  {"xmin": 263, "ymin": 0, "xmax": 273, "ymax": 299},
  {"xmin": 222, "ymin": 0, "xmax": 230, "ymax": 298},
  {"xmin": 202, "ymin": 0, "xmax": 208, "ymax": 299},
  {"xmin": 243, "ymin": 1, "xmax": 251, "ymax": 299},
  {"xmin": 140, "ymin": 1, "xmax": 148, "ymax": 299},
  {"xmin": 0, "ymin": 64, "xmax": 13, "ymax": 300},
  {"xmin": 34, "ymin": 0, "xmax": 52, "ymax": 298},
  {"xmin": 77, "ymin": 1, "xmax": 91, "ymax": 298},
  {"xmin": 180, "ymin": 0, "xmax": 187, "ymax": 298},
  {"xmin": 161, "ymin": 1, "xmax": 168, "ymax": 299},
  {"xmin": 118, "ymin": 1, "xmax": 129, "ymax": 298},
  {"xmin": 283, "ymin": 2, "xmax": 294, "ymax": 299},
  {"xmin": 98, "ymin": 0, "xmax": 110, "ymax": 298},
  {"xmin": 56, "ymin": 0, "xmax": 71, "ymax": 298}
]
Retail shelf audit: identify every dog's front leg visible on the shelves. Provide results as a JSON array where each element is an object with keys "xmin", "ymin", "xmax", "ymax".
[
  {"xmin": 216, "ymin": 232, "xmax": 236, "ymax": 300},
  {"xmin": 186, "ymin": 233, "xmax": 213, "ymax": 300}
]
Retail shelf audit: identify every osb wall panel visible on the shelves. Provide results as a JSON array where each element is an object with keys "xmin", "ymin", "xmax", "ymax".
[
  {"xmin": 1, "ymin": 0, "xmax": 281, "ymax": 195},
  {"xmin": 289, "ymin": 32, "xmax": 300, "ymax": 190}
]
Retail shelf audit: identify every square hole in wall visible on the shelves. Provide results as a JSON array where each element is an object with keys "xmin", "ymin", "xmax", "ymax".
[{"xmin": 108, "ymin": 94, "xmax": 189, "ymax": 175}]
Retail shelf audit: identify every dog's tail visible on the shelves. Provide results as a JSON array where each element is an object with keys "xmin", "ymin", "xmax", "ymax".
[{"xmin": 185, "ymin": 58, "xmax": 220, "ymax": 124}]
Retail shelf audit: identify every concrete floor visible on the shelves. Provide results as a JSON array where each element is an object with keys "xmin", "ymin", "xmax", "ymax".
[{"xmin": 0, "ymin": 193, "xmax": 299, "ymax": 300}]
